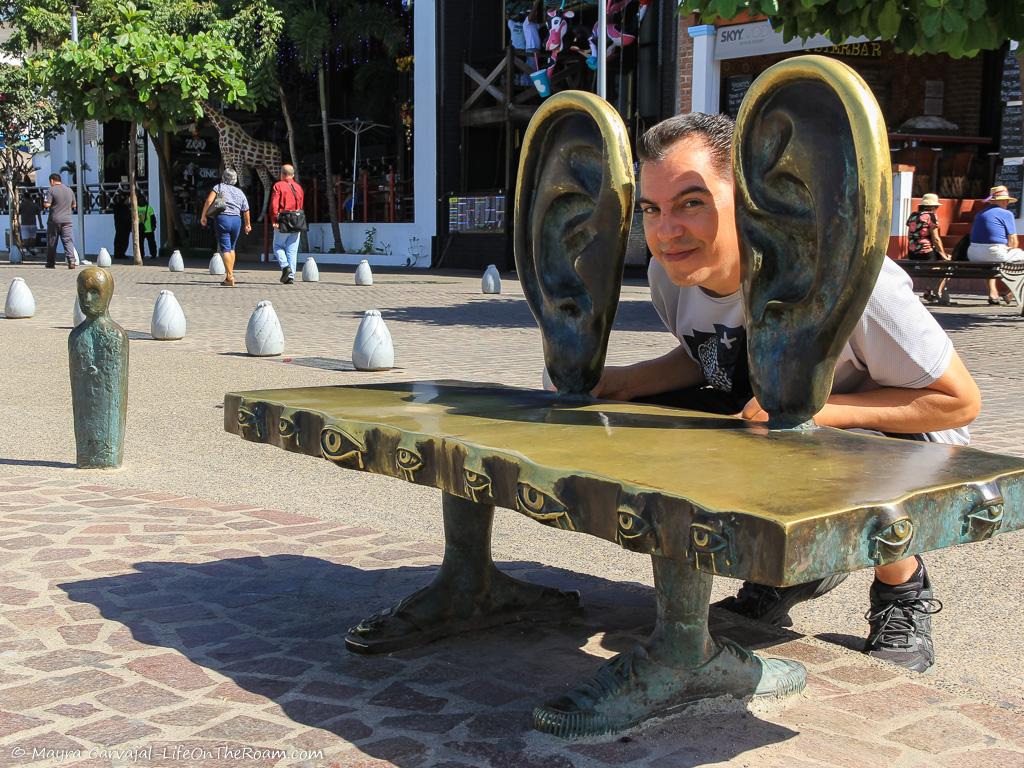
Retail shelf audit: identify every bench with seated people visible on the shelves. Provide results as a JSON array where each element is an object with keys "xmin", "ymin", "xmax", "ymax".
[
  {"xmin": 895, "ymin": 258, "xmax": 1024, "ymax": 316},
  {"xmin": 224, "ymin": 62, "xmax": 1024, "ymax": 740}
]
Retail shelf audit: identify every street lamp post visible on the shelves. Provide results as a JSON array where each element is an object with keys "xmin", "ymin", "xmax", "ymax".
[{"xmin": 69, "ymin": 2, "xmax": 86, "ymax": 260}]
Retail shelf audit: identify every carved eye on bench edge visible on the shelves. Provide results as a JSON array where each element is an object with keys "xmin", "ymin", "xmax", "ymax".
[
  {"xmin": 278, "ymin": 416, "xmax": 296, "ymax": 438},
  {"xmin": 464, "ymin": 469, "xmax": 492, "ymax": 502},
  {"xmin": 963, "ymin": 502, "xmax": 1004, "ymax": 540},
  {"xmin": 396, "ymin": 448, "xmax": 424, "ymax": 480},
  {"xmin": 618, "ymin": 509, "xmax": 652, "ymax": 541},
  {"xmin": 689, "ymin": 522, "xmax": 728, "ymax": 553},
  {"xmin": 870, "ymin": 516, "xmax": 914, "ymax": 563},
  {"xmin": 517, "ymin": 484, "xmax": 575, "ymax": 531},
  {"xmin": 321, "ymin": 426, "xmax": 365, "ymax": 469}
]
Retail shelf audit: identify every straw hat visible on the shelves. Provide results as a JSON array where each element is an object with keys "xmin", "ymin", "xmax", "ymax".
[
  {"xmin": 984, "ymin": 185, "xmax": 1018, "ymax": 203},
  {"xmin": 920, "ymin": 193, "xmax": 940, "ymax": 207}
]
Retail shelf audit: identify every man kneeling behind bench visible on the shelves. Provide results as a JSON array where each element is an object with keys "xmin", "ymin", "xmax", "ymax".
[{"xmin": 593, "ymin": 112, "xmax": 982, "ymax": 672}]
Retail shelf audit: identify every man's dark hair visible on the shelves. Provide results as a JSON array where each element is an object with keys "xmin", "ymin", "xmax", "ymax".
[
  {"xmin": 49, "ymin": 173, "xmax": 61, "ymax": 183},
  {"xmin": 637, "ymin": 112, "xmax": 736, "ymax": 178}
]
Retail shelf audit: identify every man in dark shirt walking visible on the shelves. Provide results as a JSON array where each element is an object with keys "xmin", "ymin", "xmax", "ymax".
[{"xmin": 44, "ymin": 173, "xmax": 77, "ymax": 269}]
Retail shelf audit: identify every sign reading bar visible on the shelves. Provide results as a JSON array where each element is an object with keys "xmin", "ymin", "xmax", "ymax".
[{"xmin": 714, "ymin": 21, "xmax": 871, "ymax": 61}]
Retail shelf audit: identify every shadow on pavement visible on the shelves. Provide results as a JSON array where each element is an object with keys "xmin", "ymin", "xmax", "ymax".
[
  {"xmin": 60, "ymin": 556, "xmax": 798, "ymax": 765},
  {"xmin": 343, "ymin": 298, "xmax": 663, "ymax": 332},
  {"xmin": 0, "ymin": 457, "xmax": 77, "ymax": 468}
]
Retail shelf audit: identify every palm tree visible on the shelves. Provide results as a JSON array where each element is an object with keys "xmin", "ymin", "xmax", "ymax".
[{"xmin": 280, "ymin": 0, "xmax": 403, "ymax": 252}]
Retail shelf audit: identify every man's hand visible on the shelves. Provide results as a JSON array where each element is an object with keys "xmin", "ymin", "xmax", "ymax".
[
  {"xmin": 200, "ymin": 216, "xmax": 207, "ymax": 227},
  {"xmin": 591, "ymin": 366, "xmax": 635, "ymax": 401},
  {"xmin": 244, "ymin": 224, "xmax": 252, "ymax": 235},
  {"xmin": 272, "ymin": 223, "xmax": 279, "ymax": 230},
  {"xmin": 739, "ymin": 396, "xmax": 770, "ymax": 423}
]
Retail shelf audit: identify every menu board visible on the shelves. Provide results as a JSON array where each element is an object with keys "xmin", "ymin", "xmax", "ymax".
[
  {"xmin": 996, "ymin": 46, "xmax": 1023, "ymax": 215},
  {"xmin": 724, "ymin": 75, "xmax": 753, "ymax": 119}
]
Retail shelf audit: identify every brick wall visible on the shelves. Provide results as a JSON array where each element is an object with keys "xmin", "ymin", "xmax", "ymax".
[{"xmin": 677, "ymin": 13, "xmax": 697, "ymax": 114}]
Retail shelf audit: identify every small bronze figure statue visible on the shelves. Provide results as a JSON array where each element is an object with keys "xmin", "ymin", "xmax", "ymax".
[{"xmin": 69, "ymin": 267, "xmax": 129, "ymax": 468}]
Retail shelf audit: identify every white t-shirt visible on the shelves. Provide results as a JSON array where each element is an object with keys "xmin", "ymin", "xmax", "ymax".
[{"xmin": 648, "ymin": 256, "xmax": 969, "ymax": 445}]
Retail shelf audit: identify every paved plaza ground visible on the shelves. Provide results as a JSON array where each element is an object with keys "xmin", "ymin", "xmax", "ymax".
[{"xmin": 1, "ymin": 258, "xmax": 1023, "ymax": 767}]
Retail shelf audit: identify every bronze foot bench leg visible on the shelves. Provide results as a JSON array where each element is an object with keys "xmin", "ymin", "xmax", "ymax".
[
  {"xmin": 345, "ymin": 492, "xmax": 583, "ymax": 654},
  {"xmin": 532, "ymin": 555, "xmax": 807, "ymax": 738}
]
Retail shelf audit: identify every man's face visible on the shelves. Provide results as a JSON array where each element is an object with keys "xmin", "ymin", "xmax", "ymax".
[{"xmin": 639, "ymin": 137, "xmax": 741, "ymax": 297}]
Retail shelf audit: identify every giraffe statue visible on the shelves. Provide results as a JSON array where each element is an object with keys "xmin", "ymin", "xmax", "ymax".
[{"xmin": 202, "ymin": 103, "xmax": 282, "ymax": 220}]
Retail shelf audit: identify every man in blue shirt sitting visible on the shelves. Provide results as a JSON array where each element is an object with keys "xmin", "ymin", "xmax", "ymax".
[{"xmin": 968, "ymin": 185, "xmax": 1024, "ymax": 304}]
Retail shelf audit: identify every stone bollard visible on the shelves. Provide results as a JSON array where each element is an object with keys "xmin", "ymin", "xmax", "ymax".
[
  {"xmin": 302, "ymin": 257, "xmax": 320, "ymax": 282},
  {"xmin": 355, "ymin": 259, "xmax": 373, "ymax": 286},
  {"xmin": 9, "ymin": 245, "xmax": 22, "ymax": 264},
  {"xmin": 246, "ymin": 300, "xmax": 284, "ymax": 356},
  {"xmin": 209, "ymin": 253, "xmax": 226, "ymax": 276},
  {"xmin": 96, "ymin": 248, "xmax": 112, "ymax": 267},
  {"xmin": 69, "ymin": 267, "xmax": 128, "ymax": 469},
  {"xmin": 73, "ymin": 296, "xmax": 86, "ymax": 327},
  {"xmin": 4, "ymin": 277, "xmax": 36, "ymax": 318},
  {"xmin": 168, "ymin": 250, "xmax": 185, "ymax": 272},
  {"xmin": 352, "ymin": 309, "xmax": 394, "ymax": 371},
  {"xmin": 151, "ymin": 290, "xmax": 186, "ymax": 340},
  {"xmin": 482, "ymin": 264, "xmax": 502, "ymax": 294}
]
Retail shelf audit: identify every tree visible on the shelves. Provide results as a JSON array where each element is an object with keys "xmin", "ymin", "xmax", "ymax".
[
  {"xmin": 0, "ymin": 63, "xmax": 61, "ymax": 255},
  {"xmin": 278, "ymin": 0, "xmax": 404, "ymax": 252},
  {"xmin": 680, "ymin": 1, "xmax": 1024, "ymax": 102},
  {"xmin": 39, "ymin": 1, "xmax": 247, "ymax": 263}
]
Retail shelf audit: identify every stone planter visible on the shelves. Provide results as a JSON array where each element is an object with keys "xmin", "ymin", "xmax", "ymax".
[
  {"xmin": 302, "ymin": 257, "xmax": 320, "ymax": 282},
  {"xmin": 246, "ymin": 300, "xmax": 284, "ymax": 356},
  {"xmin": 168, "ymin": 250, "xmax": 185, "ymax": 272},
  {"xmin": 482, "ymin": 264, "xmax": 502, "ymax": 294},
  {"xmin": 4, "ymin": 277, "xmax": 35, "ymax": 318},
  {"xmin": 352, "ymin": 309, "xmax": 394, "ymax": 371},
  {"xmin": 73, "ymin": 296, "xmax": 86, "ymax": 327},
  {"xmin": 96, "ymin": 248, "xmax": 112, "ymax": 267},
  {"xmin": 151, "ymin": 290, "xmax": 186, "ymax": 340},
  {"xmin": 355, "ymin": 259, "xmax": 373, "ymax": 286},
  {"xmin": 209, "ymin": 253, "xmax": 226, "ymax": 275}
]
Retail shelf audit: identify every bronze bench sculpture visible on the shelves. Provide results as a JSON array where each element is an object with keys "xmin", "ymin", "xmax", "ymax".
[{"xmin": 224, "ymin": 57, "xmax": 1024, "ymax": 739}]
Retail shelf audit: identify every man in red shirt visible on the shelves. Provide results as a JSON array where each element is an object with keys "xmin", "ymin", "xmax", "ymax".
[{"xmin": 270, "ymin": 164, "xmax": 306, "ymax": 284}]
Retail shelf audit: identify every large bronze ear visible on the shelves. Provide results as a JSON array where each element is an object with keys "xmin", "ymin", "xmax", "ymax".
[
  {"xmin": 514, "ymin": 91, "xmax": 635, "ymax": 395},
  {"xmin": 734, "ymin": 56, "xmax": 891, "ymax": 428}
]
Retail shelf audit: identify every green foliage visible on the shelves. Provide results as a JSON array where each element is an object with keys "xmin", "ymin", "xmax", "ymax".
[
  {"xmin": 0, "ymin": 62, "xmax": 61, "ymax": 149},
  {"xmin": 37, "ymin": 1, "xmax": 248, "ymax": 132},
  {"xmin": 679, "ymin": 0, "xmax": 1024, "ymax": 58}
]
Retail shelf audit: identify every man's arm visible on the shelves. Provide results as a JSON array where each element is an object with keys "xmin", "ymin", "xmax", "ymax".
[
  {"xmin": 742, "ymin": 352, "xmax": 980, "ymax": 432},
  {"xmin": 592, "ymin": 345, "xmax": 704, "ymax": 401},
  {"xmin": 270, "ymin": 184, "xmax": 281, "ymax": 228}
]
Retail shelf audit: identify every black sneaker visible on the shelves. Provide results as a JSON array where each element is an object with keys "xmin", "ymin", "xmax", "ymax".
[
  {"xmin": 864, "ymin": 557, "xmax": 941, "ymax": 673},
  {"xmin": 712, "ymin": 573, "xmax": 849, "ymax": 628},
  {"xmin": 286, "ymin": 271, "xmax": 295, "ymax": 284},
  {"xmin": 280, "ymin": 267, "xmax": 292, "ymax": 284}
]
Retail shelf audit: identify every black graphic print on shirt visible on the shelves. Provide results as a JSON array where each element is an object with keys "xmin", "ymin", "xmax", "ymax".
[{"xmin": 682, "ymin": 323, "xmax": 749, "ymax": 395}]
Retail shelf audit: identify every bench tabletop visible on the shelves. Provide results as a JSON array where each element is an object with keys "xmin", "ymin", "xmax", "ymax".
[{"xmin": 224, "ymin": 381, "xmax": 1024, "ymax": 586}]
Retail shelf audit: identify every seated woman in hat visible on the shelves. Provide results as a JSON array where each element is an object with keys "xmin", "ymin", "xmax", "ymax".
[
  {"xmin": 968, "ymin": 185, "xmax": 1023, "ymax": 305},
  {"xmin": 906, "ymin": 192, "xmax": 950, "ymax": 304}
]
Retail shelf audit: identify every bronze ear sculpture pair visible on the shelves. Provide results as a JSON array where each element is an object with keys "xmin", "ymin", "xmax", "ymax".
[{"xmin": 514, "ymin": 56, "xmax": 891, "ymax": 429}]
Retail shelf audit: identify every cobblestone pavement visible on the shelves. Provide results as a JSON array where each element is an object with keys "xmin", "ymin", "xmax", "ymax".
[{"xmin": 2, "ymin": 258, "xmax": 1024, "ymax": 767}]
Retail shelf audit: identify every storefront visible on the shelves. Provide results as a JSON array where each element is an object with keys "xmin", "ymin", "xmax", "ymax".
[{"xmin": 681, "ymin": 16, "xmax": 1023, "ymax": 250}]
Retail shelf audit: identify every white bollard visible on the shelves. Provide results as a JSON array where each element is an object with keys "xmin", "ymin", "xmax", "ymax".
[
  {"xmin": 352, "ymin": 309, "xmax": 394, "ymax": 371},
  {"xmin": 73, "ymin": 296, "xmax": 86, "ymax": 327},
  {"xmin": 168, "ymin": 250, "xmax": 185, "ymax": 272},
  {"xmin": 209, "ymin": 253, "xmax": 226, "ymax": 276},
  {"xmin": 245, "ymin": 300, "xmax": 284, "ymax": 356},
  {"xmin": 482, "ymin": 264, "xmax": 501, "ymax": 294},
  {"xmin": 96, "ymin": 248, "xmax": 112, "ymax": 267},
  {"xmin": 9, "ymin": 245, "xmax": 22, "ymax": 264},
  {"xmin": 541, "ymin": 367, "xmax": 556, "ymax": 392},
  {"xmin": 150, "ymin": 290, "xmax": 187, "ymax": 340},
  {"xmin": 354, "ymin": 259, "xmax": 373, "ymax": 286},
  {"xmin": 4, "ymin": 277, "xmax": 36, "ymax": 318},
  {"xmin": 302, "ymin": 257, "xmax": 320, "ymax": 282}
]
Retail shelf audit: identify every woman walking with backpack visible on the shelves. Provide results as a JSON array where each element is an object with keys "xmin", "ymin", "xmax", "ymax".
[{"xmin": 200, "ymin": 168, "xmax": 251, "ymax": 286}]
